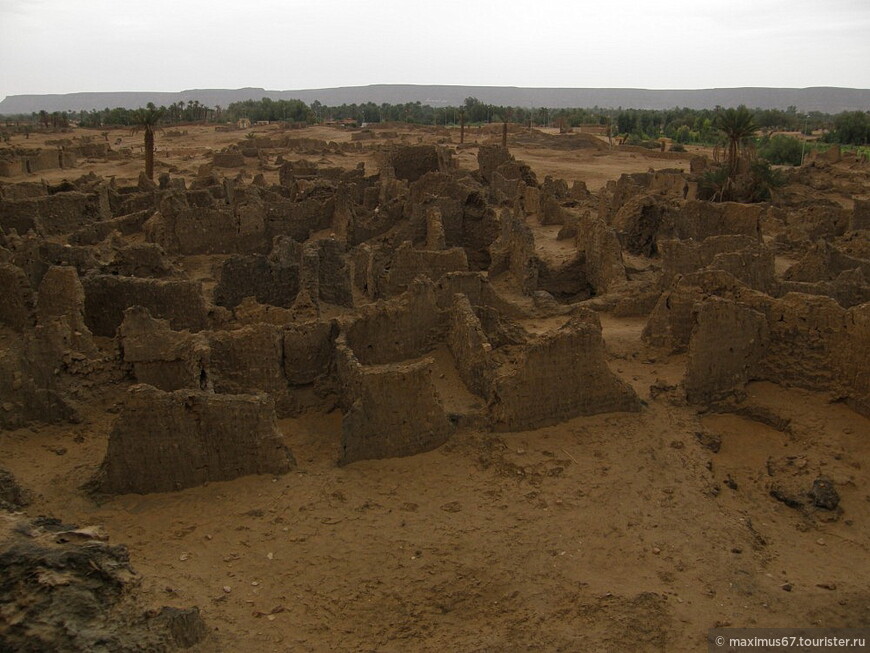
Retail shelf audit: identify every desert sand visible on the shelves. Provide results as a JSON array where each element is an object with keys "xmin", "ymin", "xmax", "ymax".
[{"xmin": 0, "ymin": 121, "xmax": 867, "ymax": 652}]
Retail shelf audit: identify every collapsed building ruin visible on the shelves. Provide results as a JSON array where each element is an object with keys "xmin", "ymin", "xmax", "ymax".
[{"xmin": 0, "ymin": 131, "xmax": 868, "ymax": 501}]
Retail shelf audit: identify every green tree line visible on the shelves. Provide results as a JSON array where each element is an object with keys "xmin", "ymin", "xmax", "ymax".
[{"xmin": 3, "ymin": 98, "xmax": 867, "ymax": 147}]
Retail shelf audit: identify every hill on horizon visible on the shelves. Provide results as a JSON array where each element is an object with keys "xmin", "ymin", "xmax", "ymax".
[{"xmin": 2, "ymin": 84, "xmax": 869, "ymax": 115}]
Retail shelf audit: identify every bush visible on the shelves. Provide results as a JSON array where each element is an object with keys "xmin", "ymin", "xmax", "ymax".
[
  {"xmin": 826, "ymin": 111, "xmax": 870, "ymax": 145},
  {"xmin": 699, "ymin": 159, "xmax": 785, "ymax": 203},
  {"xmin": 670, "ymin": 143, "xmax": 686, "ymax": 152},
  {"xmin": 674, "ymin": 125, "xmax": 691, "ymax": 143},
  {"xmin": 758, "ymin": 134, "xmax": 803, "ymax": 166}
]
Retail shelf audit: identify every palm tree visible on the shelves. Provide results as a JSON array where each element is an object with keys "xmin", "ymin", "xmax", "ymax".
[
  {"xmin": 713, "ymin": 106, "xmax": 757, "ymax": 176},
  {"xmin": 133, "ymin": 104, "xmax": 165, "ymax": 180}
]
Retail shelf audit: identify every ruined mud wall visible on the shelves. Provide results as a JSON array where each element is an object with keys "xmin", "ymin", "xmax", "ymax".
[
  {"xmin": 447, "ymin": 294, "xmax": 496, "ymax": 400},
  {"xmin": 647, "ymin": 272, "xmax": 870, "ymax": 414},
  {"xmin": 214, "ymin": 253, "xmax": 300, "ymax": 310},
  {"xmin": 660, "ymin": 235, "xmax": 774, "ymax": 293},
  {"xmin": 120, "ymin": 306, "xmax": 338, "ymax": 415},
  {"xmin": 119, "ymin": 306, "xmax": 206, "ymax": 392},
  {"xmin": 0, "ymin": 262, "xmax": 35, "ymax": 330},
  {"xmin": 336, "ymin": 339, "xmax": 451, "ymax": 465},
  {"xmin": 576, "ymin": 214, "xmax": 627, "ymax": 294},
  {"xmin": 95, "ymin": 385, "xmax": 294, "ymax": 494},
  {"xmin": 303, "ymin": 238, "xmax": 354, "ymax": 307},
  {"xmin": 146, "ymin": 206, "xmax": 268, "ymax": 255},
  {"xmin": 83, "ymin": 275, "xmax": 208, "ymax": 336},
  {"xmin": 489, "ymin": 210, "xmax": 539, "ymax": 294},
  {"xmin": 643, "ymin": 270, "xmax": 748, "ymax": 351},
  {"xmin": 387, "ymin": 145, "xmax": 451, "ymax": 182},
  {"xmin": 490, "ymin": 312, "xmax": 641, "ymax": 431},
  {"xmin": 381, "ymin": 242, "xmax": 469, "ymax": 296},
  {"xmin": 683, "ymin": 297, "xmax": 768, "ymax": 403},
  {"xmin": 208, "ymin": 324, "xmax": 291, "ymax": 412},
  {"xmin": 0, "ymin": 191, "xmax": 107, "ymax": 236},
  {"xmin": 343, "ymin": 280, "xmax": 446, "ymax": 365}
]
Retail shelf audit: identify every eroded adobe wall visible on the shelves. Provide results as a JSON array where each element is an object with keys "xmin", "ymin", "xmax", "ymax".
[
  {"xmin": 490, "ymin": 311, "xmax": 641, "ymax": 431},
  {"xmin": 214, "ymin": 253, "xmax": 301, "ymax": 311},
  {"xmin": 0, "ymin": 191, "xmax": 107, "ymax": 236},
  {"xmin": 95, "ymin": 385, "xmax": 294, "ymax": 494},
  {"xmin": 336, "ymin": 341, "xmax": 451, "ymax": 465},
  {"xmin": 343, "ymin": 279, "xmax": 446, "ymax": 365},
  {"xmin": 381, "ymin": 242, "xmax": 469, "ymax": 296},
  {"xmin": 146, "ymin": 206, "xmax": 268, "ymax": 255},
  {"xmin": 83, "ymin": 275, "xmax": 208, "ymax": 336},
  {"xmin": 119, "ymin": 306, "xmax": 206, "ymax": 392},
  {"xmin": 446, "ymin": 294, "xmax": 496, "ymax": 400},
  {"xmin": 0, "ymin": 262, "xmax": 35, "ymax": 331},
  {"xmin": 683, "ymin": 297, "xmax": 768, "ymax": 404}
]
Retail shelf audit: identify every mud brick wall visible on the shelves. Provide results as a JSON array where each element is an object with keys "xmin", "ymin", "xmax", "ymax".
[
  {"xmin": 212, "ymin": 152, "xmax": 245, "ymax": 168},
  {"xmin": 490, "ymin": 312, "xmax": 641, "ymax": 431},
  {"xmin": 477, "ymin": 145, "xmax": 512, "ymax": 184},
  {"xmin": 83, "ymin": 275, "xmax": 208, "ymax": 336},
  {"xmin": 264, "ymin": 198, "xmax": 333, "ymax": 243},
  {"xmin": 208, "ymin": 324, "xmax": 290, "ymax": 411},
  {"xmin": 852, "ymin": 199, "xmax": 870, "ymax": 231},
  {"xmin": 148, "ymin": 207, "xmax": 267, "ymax": 255},
  {"xmin": 336, "ymin": 341, "xmax": 451, "ymax": 465},
  {"xmin": 343, "ymin": 280, "xmax": 446, "ymax": 365},
  {"xmin": 779, "ymin": 270, "xmax": 870, "ymax": 309},
  {"xmin": 643, "ymin": 270, "xmax": 748, "ymax": 351},
  {"xmin": 836, "ymin": 303, "xmax": 870, "ymax": 415},
  {"xmin": 68, "ymin": 210, "xmax": 152, "ymax": 245},
  {"xmin": 709, "ymin": 248, "xmax": 776, "ymax": 294},
  {"xmin": 489, "ymin": 210, "xmax": 539, "ymax": 294},
  {"xmin": 446, "ymin": 294, "xmax": 495, "ymax": 400},
  {"xmin": 434, "ymin": 272, "xmax": 526, "ymax": 320},
  {"xmin": 0, "ymin": 262, "xmax": 35, "ymax": 331},
  {"xmin": 783, "ymin": 241, "xmax": 870, "ymax": 283},
  {"xmin": 577, "ymin": 214, "xmax": 627, "ymax": 294},
  {"xmin": 389, "ymin": 145, "xmax": 442, "ymax": 182},
  {"xmin": 36, "ymin": 266, "xmax": 95, "ymax": 354},
  {"xmin": 95, "ymin": 385, "xmax": 294, "ymax": 494},
  {"xmin": 660, "ymin": 235, "xmax": 758, "ymax": 287},
  {"xmin": 119, "ymin": 306, "xmax": 205, "ymax": 391},
  {"xmin": 490, "ymin": 170, "xmax": 523, "ymax": 204},
  {"xmin": 0, "ymin": 343, "xmax": 75, "ymax": 429},
  {"xmin": 778, "ymin": 201, "xmax": 849, "ymax": 244},
  {"xmin": 755, "ymin": 293, "xmax": 847, "ymax": 393},
  {"xmin": 672, "ymin": 201, "xmax": 762, "ymax": 242},
  {"xmin": 283, "ymin": 320, "xmax": 338, "ymax": 385},
  {"xmin": 407, "ymin": 172, "xmax": 467, "ymax": 245},
  {"xmin": 100, "ymin": 242, "xmax": 177, "ymax": 278},
  {"xmin": 213, "ymin": 255, "xmax": 300, "ymax": 310},
  {"xmin": 683, "ymin": 297, "xmax": 768, "ymax": 404},
  {"xmin": 644, "ymin": 274, "xmax": 870, "ymax": 415},
  {"xmin": 310, "ymin": 239, "xmax": 353, "ymax": 307},
  {"xmin": 0, "ymin": 191, "xmax": 107, "ymax": 236},
  {"xmin": 381, "ymin": 243, "xmax": 469, "ymax": 296}
]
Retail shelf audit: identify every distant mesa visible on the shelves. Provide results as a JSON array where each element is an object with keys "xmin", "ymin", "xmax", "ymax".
[{"xmin": 2, "ymin": 84, "xmax": 869, "ymax": 114}]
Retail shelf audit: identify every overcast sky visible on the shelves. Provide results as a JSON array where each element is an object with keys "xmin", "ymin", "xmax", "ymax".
[{"xmin": 1, "ymin": 0, "xmax": 868, "ymax": 99}]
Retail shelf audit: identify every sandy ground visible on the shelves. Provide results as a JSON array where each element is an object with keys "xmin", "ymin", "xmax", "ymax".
[
  {"xmin": 4, "ymin": 122, "xmax": 698, "ymax": 192},
  {"xmin": 1, "ymin": 124, "xmax": 868, "ymax": 651}
]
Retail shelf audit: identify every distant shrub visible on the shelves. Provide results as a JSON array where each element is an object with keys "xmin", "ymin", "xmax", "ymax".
[
  {"xmin": 824, "ymin": 111, "xmax": 870, "ymax": 145},
  {"xmin": 670, "ymin": 143, "xmax": 686, "ymax": 152},
  {"xmin": 758, "ymin": 134, "xmax": 803, "ymax": 166}
]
